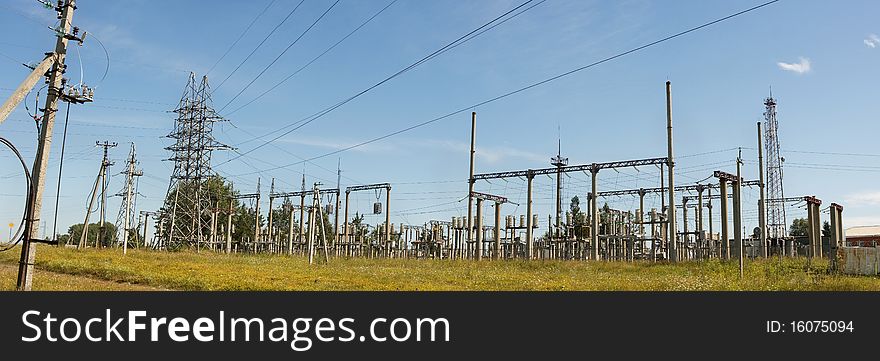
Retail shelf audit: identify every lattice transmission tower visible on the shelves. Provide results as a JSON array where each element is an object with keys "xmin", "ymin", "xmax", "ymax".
[
  {"xmin": 115, "ymin": 143, "xmax": 143, "ymax": 250},
  {"xmin": 159, "ymin": 73, "xmax": 231, "ymax": 249},
  {"xmin": 763, "ymin": 90, "xmax": 787, "ymax": 240}
]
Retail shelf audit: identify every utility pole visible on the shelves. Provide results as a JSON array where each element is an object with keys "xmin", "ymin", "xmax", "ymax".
[
  {"xmin": 665, "ymin": 81, "xmax": 677, "ymax": 262},
  {"xmin": 735, "ymin": 149, "xmax": 744, "ymax": 279},
  {"xmin": 757, "ymin": 122, "xmax": 767, "ymax": 258},
  {"xmin": 96, "ymin": 141, "xmax": 116, "ymax": 248},
  {"xmin": 268, "ymin": 178, "xmax": 275, "ymax": 253},
  {"xmin": 80, "ymin": 141, "xmax": 116, "ymax": 248},
  {"xmin": 17, "ymin": 0, "xmax": 80, "ymax": 290},
  {"xmin": 334, "ymin": 159, "xmax": 341, "ymax": 254},
  {"xmin": 467, "ymin": 112, "xmax": 476, "ymax": 259}
]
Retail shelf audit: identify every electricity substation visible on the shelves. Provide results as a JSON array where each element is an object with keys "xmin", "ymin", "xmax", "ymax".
[
  {"xmin": 90, "ymin": 77, "xmax": 846, "ymax": 267},
  {"xmin": 1, "ymin": 1, "xmax": 870, "ymax": 293}
]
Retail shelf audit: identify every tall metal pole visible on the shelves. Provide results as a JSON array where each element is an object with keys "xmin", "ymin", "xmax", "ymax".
[
  {"xmin": 665, "ymin": 81, "xmax": 677, "ymax": 262},
  {"xmin": 525, "ymin": 172, "xmax": 534, "ymax": 259},
  {"xmin": 467, "ymin": 112, "xmax": 476, "ymax": 259},
  {"xmin": 591, "ymin": 169, "xmax": 599, "ymax": 261},
  {"xmin": 735, "ymin": 151, "xmax": 744, "ymax": 278},
  {"xmin": 757, "ymin": 122, "xmax": 767, "ymax": 258},
  {"xmin": 123, "ymin": 147, "xmax": 135, "ymax": 255}
]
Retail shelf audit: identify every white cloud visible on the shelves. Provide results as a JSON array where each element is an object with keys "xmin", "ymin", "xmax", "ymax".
[
  {"xmin": 844, "ymin": 191, "xmax": 880, "ymax": 207},
  {"xmin": 777, "ymin": 57, "xmax": 811, "ymax": 74},
  {"xmin": 864, "ymin": 34, "xmax": 880, "ymax": 48},
  {"xmin": 419, "ymin": 140, "xmax": 546, "ymax": 164}
]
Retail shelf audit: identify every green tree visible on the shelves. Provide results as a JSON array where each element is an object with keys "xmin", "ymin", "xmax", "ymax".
[
  {"xmin": 822, "ymin": 221, "xmax": 831, "ymax": 237},
  {"xmin": 569, "ymin": 196, "xmax": 588, "ymax": 239},
  {"xmin": 66, "ymin": 222, "xmax": 118, "ymax": 247},
  {"xmin": 159, "ymin": 176, "xmax": 239, "ymax": 249},
  {"xmin": 790, "ymin": 218, "xmax": 809, "ymax": 237}
]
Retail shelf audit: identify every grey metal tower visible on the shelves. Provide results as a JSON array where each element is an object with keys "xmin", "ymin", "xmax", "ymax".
[
  {"xmin": 763, "ymin": 90, "xmax": 786, "ymax": 240},
  {"xmin": 550, "ymin": 138, "xmax": 568, "ymax": 236},
  {"xmin": 115, "ymin": 143, "xmax": 142, "ymax": 250},
  {"xmin": 159, "ymin": 73, "xmax": 231, "ymax": 249}
]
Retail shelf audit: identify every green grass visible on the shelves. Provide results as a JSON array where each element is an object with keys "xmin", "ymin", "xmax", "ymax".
[
  {"xmin": 1, "ymin": 245, "xmax": 878, "ymax": 291},
  {"xmin": 0, "ymin": 263, "xmax": 159, "ymax": 291}
]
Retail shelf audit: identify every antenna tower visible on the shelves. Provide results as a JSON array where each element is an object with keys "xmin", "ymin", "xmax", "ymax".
[{"xmin": 764, "ymin": 90, "xmax": 786, "ymax": 239}]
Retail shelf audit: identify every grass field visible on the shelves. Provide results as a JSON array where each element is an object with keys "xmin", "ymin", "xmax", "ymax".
[{"xmin": 1, "ymin": 245, "xmax": 878, "ymax": 291}]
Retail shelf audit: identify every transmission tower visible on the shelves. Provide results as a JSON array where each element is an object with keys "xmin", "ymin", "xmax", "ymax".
[
  {"xmin": 763, "ymin": 89, "xmax": 786, "ymax": 240},
  {"xmin": 159, "ymin": 73, "xmax": 231, "ymax": 249},
  {"xmin": 115, "ymin": 143, "xmax": 143, "ymax": 252}
]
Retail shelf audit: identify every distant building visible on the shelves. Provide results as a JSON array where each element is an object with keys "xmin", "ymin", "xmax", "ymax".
[{"xmin": 845, "ymin": 226, "xmax": 880, "ymax": 247}]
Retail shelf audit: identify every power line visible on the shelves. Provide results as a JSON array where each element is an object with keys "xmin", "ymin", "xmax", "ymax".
[
  {"xmin": 218, "ymin": 0, "xmax": 341, "ymax": 112},
  {"xmin": 230, "ymin": 0, "xmax": 781, "ymax": 177},
  {"xmin": 225, "ymin": 0, "xmax": 399, "ymax": 116},
  {"xmin": 206, "ymin": 0, "xmax": 278, "ymax": 75},
  {"xmin": 213, "ymin": 0, "xmax": 307, "ymax": 93},
  {"xmin": 217, "ymin": 0, "xmax": 541, "ymax": 165}
]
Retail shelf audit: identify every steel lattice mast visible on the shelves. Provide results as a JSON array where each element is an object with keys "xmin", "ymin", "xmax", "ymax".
[
  {"xmin": 159, "ymin": 73, "xmax": 231, "ymax": 249},
  {"xmin": 763, "ymin": 90, "xmax": 786, "ymax": 240},
  {"xmin": 115, "ymin": 142, "xmax": 142, "ymax": 251}
]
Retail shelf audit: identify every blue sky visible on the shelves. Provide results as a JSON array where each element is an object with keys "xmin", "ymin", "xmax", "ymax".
[{"xmin": 1, "ymin": 0, "xmax": 878, "ymax": 241}]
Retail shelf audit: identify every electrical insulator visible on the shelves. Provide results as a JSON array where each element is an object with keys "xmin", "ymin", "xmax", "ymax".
[
  {"xmin": 519, "ymin": 215, "xmax": 525, "ymax": 228},
  {"xmin": 373, "ymin": 202, "xmax": 382, "ymax": 214},
  {"xmin": 532, "ymin": 214, "xmax": 539, "ymax": 227}
]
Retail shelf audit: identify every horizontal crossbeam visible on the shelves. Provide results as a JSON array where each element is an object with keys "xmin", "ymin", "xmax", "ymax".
[{"xmin": 472, "ymin": 157, "xmax": 668, "ymax": 181}]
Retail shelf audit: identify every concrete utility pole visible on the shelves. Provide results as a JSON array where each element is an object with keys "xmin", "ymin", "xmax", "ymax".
[
  {"xmin": 665, "ymin": 81, "xmax": 677, "ymax": 262},
  {"xmin": 17, "ymin": 0, "xmax": 79, "ymax": 290},
  {"xmin": 343, "ymin": 190, "xmax": 350, "ymax": 254},
  {"xmin": 385, "ymin": 186, "xmax": 391, "ymax": 256},
  {"xmin": 591, "ymin": 170, "xmax": 599, "ymax": 261},
  {"xmin": 493, "ymin": 201, "xmax": 502, "ymax": 260},
  {"xmin": 80, "ymin": 141, "xmax": 115, "ymax": 249},
  {"xmin": 334, "ymin": 160, "xmax": 341, "ymax": 254},
  {"xmin": 475, "ymin": 198, "xmax": 483, "ymax": 260},
  {"xmin": 96, "ymin": 141, "xmax": 116, "ymax": 248},
  {"xmin": 720, "ymin": 179, "xmax": 729, "ymax": 260},
  {"xmin": 757, "ymin": 122, "xmax": 767, "ymax": 258},
  {"xmin": 254, "ymin": 178, "xmax": 261, "ymax": 253},
  {"xmin": 79, "ymin": 169, "xmax": 101, "ymax": 249},
  {"xmin": 226, "ymin": 198, "xmax": 233, "ymax": 254},
  {"xmin": 526, "ymin": 172, "xmax": 534, "ymax": 259},
  {"xmin": 268, "ymin": 179, "xmax": 275, "ymax": 253},
  {"xmin": 467, "ymin": 112, "xmax": 476, "ymax": 259}
]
